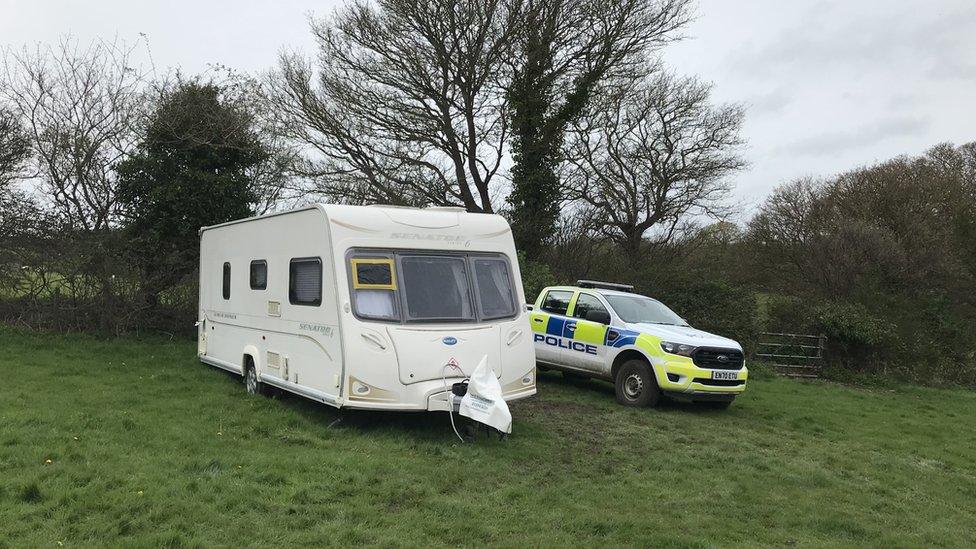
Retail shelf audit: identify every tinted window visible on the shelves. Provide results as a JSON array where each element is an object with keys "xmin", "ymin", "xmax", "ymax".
[
  {"xmin": 541, "ymin": 290, "xmax": 572, "ymax": 316},
  {"xmin": 573, "ymin": 293, "xmax": 608, "ymax": 320},
  {"xmin": 472, "ymin": 257, "xmax": 517, "ymax": 319},
  {"xmin": 222, "ymin": 262, "xmax": 231, "ymax": 300},
  {"xmin": 356, "ymin": 262, "xmax": 393, "ymax": 286},
  {"xmin": 289, "ymin": 258, "xmax": 322, "ymax": 306},
  {"xmin": 400, "ymin": 255, "xmax": 473, "ymax": 321},
  {"xmin": 250, "ymin": 260, "xmax": 267, "ymax": 290}
]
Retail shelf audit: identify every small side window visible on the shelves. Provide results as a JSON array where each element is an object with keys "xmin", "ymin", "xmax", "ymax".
[
  {"xmin": 540, "ymin": 290, "xmax": 573, "ymax": 316},
  {"xmin": 222, "ymin": 262, "xmax": 231, "ymax": 300},
  {"xmin": 350, "ymin": 256, "xmax": 399, "ymax": 321},
  {"xmin": 351, "ymin": 258, "xmax": 396, "ymax": 290},
  {"xmin": 573, "ymin": 293, "xmax": 608, "ymax": 320},
  {"xmin": 289, "ymin": 258, "xmax": 322, "ymax": 306},
  {"xmin": 250, "ymin": 260, "xmax": 267, "ymax": 290}
]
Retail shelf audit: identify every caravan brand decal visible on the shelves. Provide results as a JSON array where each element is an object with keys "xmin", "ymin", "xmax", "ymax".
[
  {"xmin": 442, "ymin": 336, "xmax": 458, "ymax": 345},
  {"xmin": 534, "ymin": 333, "xmax": 597, "ymax": 355},
  {"xmin": 390, "ymin": 233, "xmax": 471, "ymax": 247},
  {"xmin": 299, "ymin": 323, "xmax": 334, "ymax": 336}
]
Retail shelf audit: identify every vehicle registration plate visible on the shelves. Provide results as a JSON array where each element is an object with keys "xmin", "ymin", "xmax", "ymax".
[{"xmin": 711, "ymin": 370, "xmax": 738, "ymax": 381}]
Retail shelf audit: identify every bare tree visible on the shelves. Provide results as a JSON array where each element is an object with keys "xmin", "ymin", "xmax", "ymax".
[
  {"xmin": 2, "ymin": 38, "xmax": 143, "ymax": 231},
  {"xmin": 2, "ymin": 38, "xmax": 144, "ymax": 330},
  {"xmin": 0, "ymin": 107, "xmax": 31, "ymax": 188},
  {"xmin": 564, "ymin": 71, "xmax": 745, "ymax": 258},
  {"xmin": 272, "ymin": 0, "xmax": 518, "ymax": 211}
]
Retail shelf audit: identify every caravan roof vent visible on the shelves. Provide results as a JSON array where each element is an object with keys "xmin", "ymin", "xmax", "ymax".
[{"xmin": 577, "ymin": 280, "xmax": 635, "ymax": 292}]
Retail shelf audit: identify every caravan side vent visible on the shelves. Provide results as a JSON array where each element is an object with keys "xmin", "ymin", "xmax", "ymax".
[
  {"xmin": 267, "ymin": 351, "xmax": 281, "ymax": 369},
  {"xmin": 268, "ymin": 300, "xmax": 281, "ymax": 317}
]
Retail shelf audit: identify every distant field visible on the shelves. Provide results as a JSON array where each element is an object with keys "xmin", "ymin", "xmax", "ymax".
[{"xmin": 1, "ymin": 327, "xmax": 974, "ymax": 547}]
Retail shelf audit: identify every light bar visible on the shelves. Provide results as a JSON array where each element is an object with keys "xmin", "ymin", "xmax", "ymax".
[{"xmin": 577, "ymin": 280, "xmax": 635, "ymax": 292}]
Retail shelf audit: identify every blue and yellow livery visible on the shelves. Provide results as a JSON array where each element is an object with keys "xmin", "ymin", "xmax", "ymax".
[{"xmin": 530, "ymin": 281, "xmax": 748, "ymax": 408}]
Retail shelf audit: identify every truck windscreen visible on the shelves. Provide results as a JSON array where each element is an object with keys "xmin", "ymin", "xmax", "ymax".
[{"xmin": 604, "ymin": 294, "xmax": 688, "ymax": 326}]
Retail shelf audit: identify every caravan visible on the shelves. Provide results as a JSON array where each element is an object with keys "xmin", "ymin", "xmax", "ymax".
[{"xmin": 197, "ymin": 204, "xmax": 536, "ymax": 412}]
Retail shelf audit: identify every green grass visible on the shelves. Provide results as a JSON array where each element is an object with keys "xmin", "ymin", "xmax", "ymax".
[{"xmin": 1, "ymin": 327, "xmax": 975, "ymax": 547}]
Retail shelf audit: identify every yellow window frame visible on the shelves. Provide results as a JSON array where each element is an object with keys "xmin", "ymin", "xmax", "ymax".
[{"xmin": 350, "ymin": 258, "xmax": 397, "ymax": 290}]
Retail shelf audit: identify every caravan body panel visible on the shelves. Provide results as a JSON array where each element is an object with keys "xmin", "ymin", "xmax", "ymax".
[{"xmin": 198, "ymin": 204, "xmax": 536, "ymax": 412}]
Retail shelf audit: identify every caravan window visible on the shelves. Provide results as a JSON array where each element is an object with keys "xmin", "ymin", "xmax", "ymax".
[
  {"xmin": 472, "ymin": 257, "xmax": 517, "ymax": 319},
  {"xmin": 289, "ymin": 258, "xmax": 322, "ymax": 306},
  {"xmin": 399, "ymin": 255, "xmax": 474, "ymax": 321},
  {"xmin": 222, "ymin": 262, "xmax": 231, "ymax": 300},
  {"xmin": 347, "ymin": 250, "xmax": 519, "ymax": 323},
  {"xmin": 350, "ymin": 256, "xmax": 399, "ymax": 320},
  {"xmin": 249, "ymin": 260, "xmax": 267, "ymax": 290}
]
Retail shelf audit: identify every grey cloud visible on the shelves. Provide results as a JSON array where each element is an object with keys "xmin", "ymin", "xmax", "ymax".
[
  {"xmin": 728, "ymin": 1, "xmax": 976, "ymax": 81},
  {"xmin": 776, "ymin": 116, "xmax": 930, "ymax": 158},
  {"xmin": 746, "ymin": 88, "xmax": 792, "ymax": 116}
]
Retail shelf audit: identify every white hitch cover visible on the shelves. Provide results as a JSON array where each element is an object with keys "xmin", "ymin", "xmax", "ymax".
[{"xmin": 458, "ymin": 355, "xmax": 512, "ymax": 434}]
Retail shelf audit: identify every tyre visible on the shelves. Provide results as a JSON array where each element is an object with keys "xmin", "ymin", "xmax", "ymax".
[
  {"xmin": 700, "ymin": 399, "xmax": 733, "ymax": 410},
  {"xmin": 244, "ymin": 359, "xmax": 265, "ymax": 396},
  {"xmin": 614, "ymin": 359, "xmax": 660, "ymax": 407}
]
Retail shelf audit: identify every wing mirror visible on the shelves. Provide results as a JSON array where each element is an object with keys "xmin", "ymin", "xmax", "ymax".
[{"xmin": 585, "ymin": 309, "xmax": 611, "ymax": 325}]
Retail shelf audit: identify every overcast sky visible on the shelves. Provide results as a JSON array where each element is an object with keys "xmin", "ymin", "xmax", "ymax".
[{"xmin": 2, "ymin": 0, "xmax": 974, "ymax": 218}]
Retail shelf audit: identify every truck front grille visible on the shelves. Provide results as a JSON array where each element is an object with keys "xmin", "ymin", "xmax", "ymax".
[
  {"xmin": 693, "ymin": 378, "xmax": 745, "ymax": 387},
  {"xmin": 692, "ymin": 348, "xmax": 744, "ymax": 370}
]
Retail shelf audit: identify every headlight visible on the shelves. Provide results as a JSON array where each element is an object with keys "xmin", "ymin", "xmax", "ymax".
[{"xmin": 660, "ymin": 341, "xmax": 697, "ymax": 357}]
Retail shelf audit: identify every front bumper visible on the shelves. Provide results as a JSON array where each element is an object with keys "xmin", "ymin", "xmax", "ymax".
[
  {"xmin": 653, "ymin": 357, "xmax": 748, "ymax": 397},
  {"xmin": 426, "ymin": 385, "xmax": 536, "ymax": 412}
]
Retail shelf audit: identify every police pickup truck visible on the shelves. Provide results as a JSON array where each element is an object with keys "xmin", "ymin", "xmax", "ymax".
[{"xmin": 530, "ymin": 281, "xmax": 747, "ymax": 409}]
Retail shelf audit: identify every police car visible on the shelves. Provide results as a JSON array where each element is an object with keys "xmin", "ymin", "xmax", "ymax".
[{"xmin": 529, "ymin": 280, "xmax": 747, "ymax": 409}]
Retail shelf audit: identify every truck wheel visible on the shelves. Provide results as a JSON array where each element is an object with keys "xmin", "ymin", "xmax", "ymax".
[
  {"xmin": 614, "ymin": 359, "xmax": 659, "ymax": 407},
  {"xmin": 244, "ymin": 360, "xmax": 264, "ymax": 396}
]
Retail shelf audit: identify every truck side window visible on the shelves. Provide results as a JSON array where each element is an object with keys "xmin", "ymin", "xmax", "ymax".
[
  {"xmin": 540, "ymin": 290, "xmax": 573, "ymax": 316},
  {"xmin": 249, "ymin": 260, "xmax": 267, "ymax": 290},
  {"xmin": 573, "ymin": 293, "xmax": 608, "ymax": 320},
  {"xmin": 350, "ymin": 257, "xmax": 399, "ymax": 320},
  {"xmin": 289, "ymin": 257, "xmax": 322, "ymax": 306},
  {"xmin": 222, "ymin": 262, "xmax": 231, "ymax": 300}
]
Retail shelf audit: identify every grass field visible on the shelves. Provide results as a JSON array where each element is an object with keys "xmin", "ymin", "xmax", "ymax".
[{"xmin": 1, "ymin": 327, "xmax": 975, "ymax": 547}]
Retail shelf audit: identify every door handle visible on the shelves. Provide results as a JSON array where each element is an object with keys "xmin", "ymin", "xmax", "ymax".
[
  {"xmin": 507, "ymin": 330, "xmax": 523, "ymax": 346},
  {"xmin": 532, "ymin": 318, "xmax": 543, "ymax": 323},
  {"xmin": 361, "ymin": 332, "xmax": 387, "ymax": 350}
]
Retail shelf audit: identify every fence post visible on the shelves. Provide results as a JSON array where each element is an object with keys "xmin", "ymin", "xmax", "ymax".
[{"xmin": 817, "ymin": 333, "xmax": 826, "ymax": 371}]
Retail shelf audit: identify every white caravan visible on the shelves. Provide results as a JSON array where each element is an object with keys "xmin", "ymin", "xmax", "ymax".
[{"xmin": 197, "ymin": 204, "xmax": 537, "ymax": 412}]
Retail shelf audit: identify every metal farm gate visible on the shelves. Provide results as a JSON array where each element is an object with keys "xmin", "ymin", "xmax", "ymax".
[{"xmin": 755, "ymin": 332, "xmax": 826, "ymax": 378}]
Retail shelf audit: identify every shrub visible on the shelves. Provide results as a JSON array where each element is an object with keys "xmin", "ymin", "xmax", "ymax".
[
  {"xmin": 518, "ymin": 251, "xmax": 558, "ymax": 304},
  {"xmin": 813, "ymin": 302, "xmax": 894, "ymax": 372},
  {"xmin": 651, "ymin": 281, "xmax": 761, "ymax": 353}
]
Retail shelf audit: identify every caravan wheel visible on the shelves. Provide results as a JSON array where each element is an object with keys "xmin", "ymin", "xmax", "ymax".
[{"xmin": 244, "ymin": 360, "xmax": 264, "ymax": 396}]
